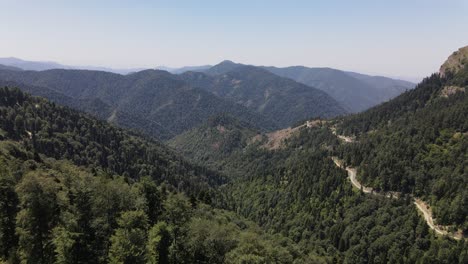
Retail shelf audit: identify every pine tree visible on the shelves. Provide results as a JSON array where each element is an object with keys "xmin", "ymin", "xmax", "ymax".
[
  {"xmin": 108, "ymin": 210, "xmax": 148, "ymax": 264},
  {"xmin": 0, "ymin": 161, "xmax": 18, "ymax": 260},
  {"xmin": 147, "ymin": 222, "xmax": 171, "ymax": 264}
]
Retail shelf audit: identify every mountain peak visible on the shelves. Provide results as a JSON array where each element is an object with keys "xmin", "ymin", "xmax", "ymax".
[
  {"xmin": 205, "ymin": 60, "xmax": 243, "ymax": 76},
  {"xmin": 218, "ymin": 60, "xmax": 236, "ymax": 65},
  {"xmin": 440, "ymin": 45, "xmax": 468, "ymax": 77}
]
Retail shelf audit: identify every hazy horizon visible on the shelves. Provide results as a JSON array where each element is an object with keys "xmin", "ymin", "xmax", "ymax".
[
  {"xmin": 0, "ymin": 56, "xmax": 424, "ymax": 83},
  {"xmin": 1, "ymin": 0, "xmax": 467, "ymax": 81}
]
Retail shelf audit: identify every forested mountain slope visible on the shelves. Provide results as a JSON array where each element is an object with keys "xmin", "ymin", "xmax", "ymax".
[
  {"xmin": 169, "ymin": 49, "xmax": 468, "ymax": 261},
  {"xmin": 0, "ymin": 79, "xmax": 176, "ymax": 139},
  {"xmin": 171, "ymin": 116, "xmax": 468, "ymax": 263},
  {"xmin": 0, "ymin": 69, "xmax": 278, "ymax": 139},
  {"xmin": 345, "ymin": 71, "xmax": 414, "ymax": 99},
  {"xmin": 264, "ymin": 66, "xmax": 414, "ymax": 112},
  {"xmin": 0, "ymin": 64, "xmax": 22, "ymax": 71},
  {"xmin": 336, "ymin": 47, "xmax": 468, "ymax": 230},
  {"xmin": 228, "ymin": 127, "xmax": 467, "ymax": 263},
  {"xmin": 0, "ymin": 87, "xmax": 224, "ymax": 197},
  {"xmin": 0, "ymin": 87, "xmax": 314, "ymax": 263},
  {"xmin": 179, "ymin": 62, "xmax": 347, "ymax": 127},
  {"xmin": 168, "ymin": 114, "xmax": 262, "ymax": 172}
]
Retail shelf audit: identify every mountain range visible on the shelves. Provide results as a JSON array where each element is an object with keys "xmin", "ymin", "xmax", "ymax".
[
  {"xmin": 0, "ymin": 87, "xmax": 315, "ymax": 263},
  {"xmin": 0, "ymin": 57, "xmax": 146, "ymax": 75},
  {"xmin": 179, "ymin": 61, "xmax": 347, "ymax": 127},
  {"xmin": 0, "ymin": 57, "xmax": 415, "ymax": 114},
  {"xmin": 169, "ymin": 45, "xmax": 468, "ymax": 251},
  {"xmin": 174, "ymin": 60, "xmax": 415, "ymax": 112},
  {"xmin": 0, "ymin": 68, "xmax": 280, "ymax": 140},
  {"xmin": 0, "ymin": 58, "xmax": 418, "ymax": 142},
  {"xmin": 3, "ymin": 59, "xmax": 411, "ymax": 139},
  {"xmin": 167, "ymin": 46, "xmax": 467, "ymax": 263},
  {"xmin": 262, "ymin": 66, "xmax": 414, "ymax": 112},
  {"xmin": 0, "ymin": 46, "xmax": 466, "ymax": 263}
]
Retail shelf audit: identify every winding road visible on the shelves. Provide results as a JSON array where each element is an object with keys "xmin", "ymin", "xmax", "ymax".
[
  {"xmin": 330, "ymin": 131, "xmax": 465, "ymax": 241},
  {"xmin": 332, "ymin": 157, "xmax": 373, "ymax": 194}
]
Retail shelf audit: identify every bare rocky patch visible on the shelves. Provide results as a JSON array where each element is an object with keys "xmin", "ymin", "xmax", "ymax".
[
  {"xmin": 439, "ymin": 46, "xmax": 468, "ymax": 77},
  {"xmin": 440, "ymin": 85, "xmax": 465, "ymax": 98},
  {"xmin": 261, "ymin": 126, "xmax": 302, "ymax": 150}
]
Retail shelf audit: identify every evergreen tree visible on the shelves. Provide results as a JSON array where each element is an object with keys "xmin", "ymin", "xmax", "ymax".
[
  {"xmin": 147, "ymin": 222, "xmax": 171, "ymax": 264},
  {"xmin": 16, "ymin": 174, "xmax": 60, "ymax": 264},
  {"xmin": 108, "ymin": 210, "xmax": 148, "ymax": 264},
  {"xmin": 0, "ymin": 161, "xmax": 18, "ymax": 260}
]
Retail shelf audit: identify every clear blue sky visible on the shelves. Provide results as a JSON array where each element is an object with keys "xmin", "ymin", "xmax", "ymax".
[{"xmin": 1, "ymin": 0, "xmax": 467, "ymax": 79}]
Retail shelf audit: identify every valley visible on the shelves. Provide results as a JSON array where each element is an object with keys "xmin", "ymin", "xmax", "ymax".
[
  {"xmin": 166, "ymin": 46, "xmax": 467, "ymax": 262},
  {"xmin": 0, "ymin": 35, "xmax": 466, "ymax": 264}
]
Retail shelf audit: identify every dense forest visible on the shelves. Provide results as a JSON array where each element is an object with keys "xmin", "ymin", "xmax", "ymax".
[
  {"xmin": 0, "ymin": 87, "xmax": 225, "ymax": 199},
  {"xmin": 0, "ymin": 69, "xmax": 279, "ymax": 140},
  {"xmin": 335, "ymin": 65, "xmax": 468, "ymax": 230},
  {"xmin": 179, "ymin": 62, "xmax": 347, "ymax": 126},
  {"xmin": 1, "ymin": 49, "xmax": 467, "ymax": 263},
  {"xmin": 0, "ymin": 142, "xmax": 308, "ymax": 263},
  {"xmin": 169, "ymin": 117, "xmax": 468, "ymax": 263},
  {"xmin": 0, "ymin": 87, "xmax": 319, "ymax": 263},
  {"xmin": 227, "ymin": 128, "xmax": 468, "ymax": 263},
  {"xmin": 168, "ymin": 114, "xmax": 262, "ymax": 173},
  {"xmin": 168, "ymin": 53, "xmax": 468, "ymax": 260}
]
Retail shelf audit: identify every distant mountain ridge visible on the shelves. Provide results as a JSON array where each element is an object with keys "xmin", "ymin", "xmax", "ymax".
[
  {"xmin": 2, "ymin": 57, "xmax": 415, "ymax": 113},
  {"xmin": 0, "ymin": 68, "xmax": 279, "ymax": 140},
  {"xmin": 177, "ymin": 60, "xmax": 414, "ymax": 112},
  {"xmin": 179, "ymin": 61, "xmax": 347, "ymax": 127},
  {"xmin": 263, "ymin": 65, "xmax": 415, "ymax": 112},
  {"xmin": 156, "ymin": 65, "xmax": 212, "ymax": 74},
  {"xmin": 0, "ymin": 57, "xmax": 147, "ymax": 75},
  {"xmin": 0, "ymin": 57, "xmax": 415, "ymax": 140},
  {"xmin": 0, "ymin": 64, "xmax": 23, "ymax": 71}
]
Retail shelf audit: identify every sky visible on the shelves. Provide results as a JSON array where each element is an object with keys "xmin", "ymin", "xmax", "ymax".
[{"xmin": 1, "ymin": 0, "xmax": 467, "ymax": 80}]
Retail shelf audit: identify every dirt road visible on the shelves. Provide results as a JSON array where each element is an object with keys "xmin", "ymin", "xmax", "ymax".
[
  {"xmin": 332, "ymin": 157, "xmax": 373, "ymax": 193},
  {"xmin": 330, "ymin": 133, "xmax": 465, "ymax": 240}
]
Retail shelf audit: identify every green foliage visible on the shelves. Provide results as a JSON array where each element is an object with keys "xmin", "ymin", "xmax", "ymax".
[
  {"xmin": 174, "ymin": 118, "xmax": 468, "ymax": 262},
  {"xmin": 168, "ymin": 114, "xmax": 261, "ymax": 172},
  {"xmin": 147, "ymin": 222, "xmax": 171, "ymax": 264},
  {"xmin": 180, "ymin": 62, "xmax": 347, "ymax": 127},
  {"xmin": 109, "ymin": 210, "xmax": 149, "ymax": 264},
  {"xmin": 0, "ymin": 57, "xmax": 466, "ymax": 264},
  {"xmin": 52, "ymin": 226, "xmax": 79, "ymax": 264},
  {"xmin": 0, "ymin": 159, "xmax": 18, "ymax": 260},
  {"xmin": 135, "ymin": 177, "xmax": 163, "ymax": 225},
  {"xmin": 185, "ymin": 217, "xmax": 238, "ymax": 263},
  {"xmin": 0, "ymin": 87, "xmax": 225, "ymax": 200},
  {"xmin": 232, "ymin": 127, "xmax": 467, "ymax": 262},
  {"xmin": 336, "ymin": 66, "xmax": 468, "ymax": 228},
  {"xmin": 0, "ymin": 137, "xmax": 310, "ymax": 263},
  {"xmin": 0, "ymin": 88, "xmax": 312, "ymax": 263},
  {"xmin": 15, "ymin": 172, "xmax": 61, "ymax": 264},
  {"xmin": 0, "ymin": 69, "xmax": 279, "ymax": 140}
]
